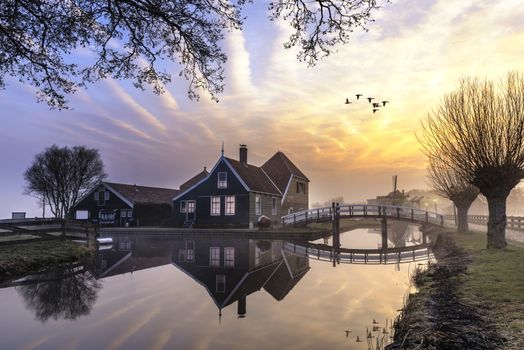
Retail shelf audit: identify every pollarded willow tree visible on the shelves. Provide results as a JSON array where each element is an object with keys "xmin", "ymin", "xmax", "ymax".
[
  {"xmin": 419, "ymin": 72, "xmax": 524, "ymax": 248},
  {"xmin": 0, "ymin": 0, "xmax": 387, "ymax": 109},
  {"xmin": 427, "ymin": 155, "xmax": 479, "ymax": 233}
]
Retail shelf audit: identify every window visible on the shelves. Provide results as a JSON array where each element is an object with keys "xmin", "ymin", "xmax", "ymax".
[
  {"xmin": 211, "ymin": 196, "xmax": 221, "ymax": 216},
  {"xmin": 187, "ymin": 201, "xmax": 196, "ymax": 213},
  {"xmin": 127, "ymin": 210, "xmax": 133, "ymax": 218},
  {"xmin": 255, "ymin": 195, "xmax": 261, "ymax": 215},
  {"xmin": 296, "ymin": 182, "xmax": 306, "ymax": 194},
  {"xmin": 225, "ymin": 196, "xmax": 235, "ymax": 215},
  {"xmin": 121, "ymin": 210, "xmax": 127, "ymax": 218},
  {"xmin": 218, "ymin": 172, "xmax": 227, "ymax": 189},
  {"xmin": 104, "ymin": 191, "xmax": 110, "ymax": 200},
  {"xmin": 179, "ymin": 249, "xmax": 187, "ymax": 262},
  {"xmin": 272, "ymin": 197, "xmax": 277, "ymax": 215},
  {"xmin": 180, "ymin": 200, "xmax": 186, "ymax": 213},
  {"xmin": 210, "ymin": 247, "xmax": 220, "ymax": 267},
  {"xmin": 94, "ymin": 192, "xmax": 99, "ymax": 201},
  {"xmin": 216, "ymin": 275, "xmax": 226, "ymax": 293},
  {"xmin": 186, "ymin": 240, "xmax": 195, "ymax": 262},
  {"xmin": 224, "ymin": 247, "xmax": 235, "ymax": 267},
  {"xmin": 75, "ymin": 210, "xmax": 89, "ymax": 220}
]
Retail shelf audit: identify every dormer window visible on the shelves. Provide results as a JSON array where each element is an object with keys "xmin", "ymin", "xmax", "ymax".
[
  {"xmin": 218, "ymin": 172, "xmax": 227, "ymax": 189},
  {"xmin": 296, "ymin": 182, "xmax": 306, "ymax": 194}
]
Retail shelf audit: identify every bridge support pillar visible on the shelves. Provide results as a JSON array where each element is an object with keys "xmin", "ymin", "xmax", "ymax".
[
  {"xmin": 332, "ymin": 202, "xmax": 341, "ymax": 266},
  {"xmin": 381, "ymin": 216, "xmax": 388, "ymax": 250}
]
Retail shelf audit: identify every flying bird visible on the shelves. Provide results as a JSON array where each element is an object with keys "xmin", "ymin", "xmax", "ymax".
[
  {"xmin": 372, "ymin": 102, "xmax": 380, "ymax": 108},
  {"xmin": 367, "ymin": 97, "xmax": 374, "ymax": 103},
  {"xmin": 345, "ymin": 330, "xmax": 351, "ymax": 337},
  {"xmin": 382, "ymin": 100, "xmax": 389, "ymax": 106},
  {"xmin": 356, "ymin": 94, "xmax": 363, "ymax": 100},
  {"xmin": 345, "ymin": 98, "xmax": 351, "ymax": 104},
  {"xmin": 356, "ymin": 336, "xmax": 363, "ymax": 342},
  {"xmin": 373, "ymin": 319, "xmax": 379, "ymax": 324},
  {"xmin": 373, "ymin": 108, "xmax": 379, "ymax": 114}
]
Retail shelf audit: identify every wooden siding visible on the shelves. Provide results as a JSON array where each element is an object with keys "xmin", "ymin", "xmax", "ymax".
[
  {"xmin": 71, "ymin": 184, "xmax": 132, "ymax": 226},
  {"xmin": 282, "ymin": 176, "xmax": 309, "ymax": 214},
  {"xmin": 248, "ymin": 193, "xmax": 282, "ymax": 226},
  {"xmin": 173, "ymin": 159, "xmax": 250, "ymax": 227}
]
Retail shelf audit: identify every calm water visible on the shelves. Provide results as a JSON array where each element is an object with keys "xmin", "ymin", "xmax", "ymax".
[{"xmin": 0, "ymin": 226, "xmax": 429, "ymax": 350}]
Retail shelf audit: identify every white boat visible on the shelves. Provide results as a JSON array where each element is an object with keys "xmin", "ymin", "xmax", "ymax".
[{"xmin": 97, "ymin": 237, "xmax": 113, "ymax": 244}]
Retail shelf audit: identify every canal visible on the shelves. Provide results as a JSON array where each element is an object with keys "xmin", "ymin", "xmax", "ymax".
[{"xmin": 0, "ymin": 225, "xmax": 430, "ymax": 350}]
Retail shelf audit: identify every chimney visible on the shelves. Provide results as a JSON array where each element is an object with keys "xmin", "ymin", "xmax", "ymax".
[
  {"xmin": 239, "ymin": 144, "xmax": 247, "ymax": 165},
  {"xmin": 237, "ymin": 294, "xmax": 246, "ymax": 317}
]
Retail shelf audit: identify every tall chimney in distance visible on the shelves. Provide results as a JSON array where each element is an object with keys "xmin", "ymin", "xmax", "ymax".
[{"xmin": 239, "ymin": 144, "xmax": 247, "ymax": 165}]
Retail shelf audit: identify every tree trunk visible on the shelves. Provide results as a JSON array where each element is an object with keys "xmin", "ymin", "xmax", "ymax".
[
  {"xmin": 485, "ymin": 195, "xmax": 508, "ymax": 249},
  {"xmin": 455, "ymin": 203, "xmax": 471, "ymax": 233}
]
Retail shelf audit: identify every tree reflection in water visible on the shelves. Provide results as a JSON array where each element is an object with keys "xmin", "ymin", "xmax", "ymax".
[{"xmin": 15, "ymin": 265, "xmax": 101, "ymax": 323}]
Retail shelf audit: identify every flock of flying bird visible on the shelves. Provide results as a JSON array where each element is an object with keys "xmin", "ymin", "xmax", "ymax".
[{"xmin": 345, "ymin": 93, "xmax": 389, "ymax": 114}]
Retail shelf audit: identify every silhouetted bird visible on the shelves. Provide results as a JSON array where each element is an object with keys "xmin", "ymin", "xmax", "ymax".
[
  {"xmin": 345, "ymin": 98, "xmax": 351, "ymax": 104},
  {"xmin": 356, "ymin": 336, "xmax": 363, "ymax": 342},
  {"xmin": 367, "ymin": 97, "xmax": 374, "ymax": 103},
  {"xmin": 382, "ymin": 100, "xmax": 389, "ymax": 106},
  {"xmin": 373, "ymin": 319, "xmax": 379, "ymax": 324},
  {"xmin": 356, "ymin": 94, "xmax": 363, "ymax": 100},
  {"xmin": 373, "ymin": 108, "xmax": 379, "ymax": 114},
  {"xmin": 345, "ymin": 330, "xmax": 351, "ymax": 337},
  {"xmin": 372, "ymin": 102, "xmax": 380, "ymax": 108}
]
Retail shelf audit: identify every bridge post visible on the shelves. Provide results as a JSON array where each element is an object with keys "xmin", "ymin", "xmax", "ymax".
[
  {"xmin": 440, "ymin": 215, "xmax": 444, "ymax": 226},
  {"xmin": 411, "ymin": 209, "xmax": 414, "ymax": 222},
  {"xmin": 425, "ymin": 211, "xmax": 428, "ymax": 223},
  {"xmin": 381, "ymin": 215, "xmax": 388, "ymax": 250},
  {"xmin": 317, "ymin": 209, "xmax": 320, "ymax": 220},
  {"xmin": 293, "ymin": 213, "xmax": 296, "ymax": 227},
  {"xmin": 397, "ymin": 207, "xmax": 400, "ymax": 220}
]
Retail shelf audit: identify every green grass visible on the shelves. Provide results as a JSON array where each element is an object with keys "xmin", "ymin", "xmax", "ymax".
[
  {"xmin": 0, "ymin": 240, "xmax": 93, "ymax": 282},
  {"xmin": 454, "ymin": 230, "xmax": 524, "ymax": 346}
]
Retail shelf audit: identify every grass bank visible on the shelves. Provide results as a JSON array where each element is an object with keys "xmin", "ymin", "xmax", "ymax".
[
  {"xmin": 0, "ymin": 240, "xmax": 94, "ymax": 283},
  {"xmin": 387, "ymin": 226, "xmax": 523, "ymax": 349}
]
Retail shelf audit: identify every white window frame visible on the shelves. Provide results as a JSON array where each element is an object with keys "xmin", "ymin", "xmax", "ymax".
[
  {"xmin": 210, "ymin": 247, "xmax": 220, "ymax": 267},
  {"xmin": 218, "ymin": 172, "xmax": 227, "ymax": 189},
  {"xmin": 216, "ymin": 275, "xmax": 226, "ymax": 293},
  {"xmin": 255, "ymin": 195, "xmax": 261, "ymax": 215},
  {"xmin": 224, "ymin": 247, "xmax": 235, "ymax": 267},
  {"xmin": 75, "ymin": 210, "xmax": 89, "ymax": 220},
  {"xmin": 104, "ymin": 191, "xmax": 110, "ymax": 200},
  {"xmin": 180, "ymin": 200, "xmax": 187, "ymax": 213},
  {"xmin": 225, "ymin": 196, "xmax": 235, "ymax": 215},
  {"xmin": 185, "ymin": 240, "xmax": 195, "ymax": 262},
  {"xmin": 127, "ymin": 210, "xmax": 133, "ymax": 218},
  {"xmin": 210, "ymin": 196, "xmax": 221, "ymax": 216},
  {"xmin": 121, "ymin": 210, "xmax": 127, "ymax": 218}
]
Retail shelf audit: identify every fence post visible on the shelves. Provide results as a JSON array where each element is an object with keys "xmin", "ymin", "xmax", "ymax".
[
  {"xmin": 440, "ymin": 215, "xmax": 444, "ymax": 226},
  {"xmin": 425, "ymin": 211, "xmax": 428, "ymax": 223},
  {"xmin": 397, "ymin": 207, "xmax": 400, "ymax": 219},
  {"xmin": 411, "ymin": 209, "xmax": 414, "ymax": 222},
  {"xmin": 317, "ymin": 209, "xmax": 320, "ymax": 220}
]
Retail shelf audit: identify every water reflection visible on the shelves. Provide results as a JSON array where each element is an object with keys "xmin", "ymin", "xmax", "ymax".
[
  {"xmin": 172, "ymin": 238, "xmax": 310, "ymax": 318},
  {"xmin": 0, "ymin": 228, "xmax": 432, "ymax": 349},
  {"xmin": 15, "ymin": 265, "xmax": 101, "ymax": 323}
]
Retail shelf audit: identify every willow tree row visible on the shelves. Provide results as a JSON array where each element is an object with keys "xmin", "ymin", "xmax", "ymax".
[{"xmin": 419, "ymin": 71, "xmax": 524, "ymax": 249}]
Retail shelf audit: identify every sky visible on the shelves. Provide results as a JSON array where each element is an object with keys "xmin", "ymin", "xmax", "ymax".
[{"xmin": 1, "ymin": 0, "xmax": 524, "ymax": 218}]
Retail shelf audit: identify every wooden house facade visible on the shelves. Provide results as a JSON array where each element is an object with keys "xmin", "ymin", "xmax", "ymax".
[
  {"xmin": 71, "ymin": 182, "xmax": 179, "ymax": 227},
  {"xmin": 172, "ymin": 145, "xmax": 309, "ymax": 228}
]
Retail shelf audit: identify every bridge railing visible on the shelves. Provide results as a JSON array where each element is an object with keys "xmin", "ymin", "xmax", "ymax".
[{"xmin": 281, "ymin": 204, "xmax": 444, "ymax": 226}]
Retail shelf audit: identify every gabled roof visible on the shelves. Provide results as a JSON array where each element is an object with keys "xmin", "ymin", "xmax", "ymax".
[
  {"xmin": 225, "ymin": 157, "xmax": 281, "ymax": 196},
  {"xmin": 262, "ymin": 152, "xmax": 309, "ymax": 193},
  {"xmin": 180, "ymin": 168, "xmax": 209, "ymax": 191},
  {"xmin": 105, "ymin": 182, "xmax": 179, "ymax": 205},
  {"xmin": 263, "ymin": 250, "xmax": 310, "ymax": 301}
]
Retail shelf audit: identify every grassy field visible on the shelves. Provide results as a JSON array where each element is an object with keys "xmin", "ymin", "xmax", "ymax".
[
  {"xmin": 0, "ymin": 240, "xmax": 94, "ymax": 282},
  {"xmin": 454, "ymin": 230, "xmax": 524, "ymax": 346}
]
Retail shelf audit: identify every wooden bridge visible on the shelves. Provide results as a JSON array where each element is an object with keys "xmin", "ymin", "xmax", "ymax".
[
  {"xmin": 281, "ymin": 204, "xmax": 444, "ymax": 227},
  {"xmin": 283, "ymin": 241, "xmax": 433, "ymax": 265}
]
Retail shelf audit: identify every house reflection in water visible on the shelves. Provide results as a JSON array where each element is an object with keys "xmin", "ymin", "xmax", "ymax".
[{"xmin": 172, "ymin": 238, "xmax": 310, "ymax": 318}]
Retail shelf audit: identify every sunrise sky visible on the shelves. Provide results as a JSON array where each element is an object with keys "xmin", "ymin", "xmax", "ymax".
[{"xmin": 1, "ymin": 0, "xmax": 524, "ymax": 218}]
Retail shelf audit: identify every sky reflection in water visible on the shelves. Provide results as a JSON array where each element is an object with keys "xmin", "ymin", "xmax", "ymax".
[{"xmin": 0, "ymin": 226, "xmax": 428, "ymax": 350}]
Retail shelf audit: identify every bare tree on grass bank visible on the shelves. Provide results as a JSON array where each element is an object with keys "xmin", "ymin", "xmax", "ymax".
[
  {"xmin": 427, "ymin": 155, "xmax": 479, "ymax": 233},
  {"xmin": 419, "ymin": 72, "xmax": 524, "ymax": 248},
  {"xmin": 24, "ymin": 145, "xmax": 106, "ymax": 218},
  {"xmin": 0, "ymin": 0, "xmax": 387, "ymax": 109}
]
